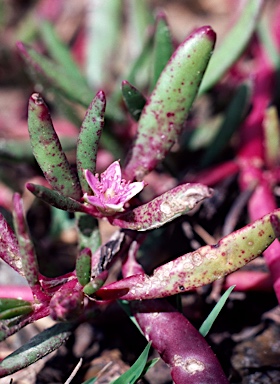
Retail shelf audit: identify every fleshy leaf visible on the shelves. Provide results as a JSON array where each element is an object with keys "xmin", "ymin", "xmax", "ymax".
[
  {"xmin": 263, "ymin": 106, "xmax": 280, "ymax": 168},
  {"xmin": 28, "ymin": 93, "xmax": 82, "ymax": 200},
  {"xmin": 17, "ymin": 42, "xmax": 93, "ymax": 108},
  {"xmin": 199, "ymin": 0, "xmax": 263, "ymax": 94},
  {"xmin": 83, "ymin": 270, "xmax": 109, "ymax": 296},
  {"xmin": 12, "ymin": 193, "xmax": 39, "ymax": 288},
  {"xmin": 0, "ymin": 298, "xmax": 33, "ymax": 320},
  {"xmin": 26, "ymin": 183, "xmax": 89, "ymax": 213},
  {"xmin": 0, "ymin": 322, "xmax": 75, "ymax": 378},
  {"xmin": 40, "ymin": 20, "xmax": 86, "ymax": 82},
  {"xmin": 76, "ymin": 213, "xmax": 101, "ymax": 252},
  {"xmin": 121, "ymin": 80, "xmax": 146, "ymax": 121},
  {"xmin": 0, "ymin": 212, "xmax": 23, "ymax": 276},
  {"xmin": 76, "ymin": 248, "xmax": 92, "ymax": 286},
  {"xmin": 123, "ymin": 26, "xmax": 216, "ymax": 181},
  {"xmin": 150, "ymin": 11, "xmax": 173, "ymax": 91},
  {"xmin": 97, "ymin": 209, "xmax": 280, "ymax": 300},
  {"xmin": 111, "ymin": 183, "xmax": 212, "ymax": 231},
  {"xmin": 77, "ymin": 91, "xmax": 106, "ymax": 193},
  {"xmin": 200, "ymin": 84, "xmax": 249, "ymax": 167}
]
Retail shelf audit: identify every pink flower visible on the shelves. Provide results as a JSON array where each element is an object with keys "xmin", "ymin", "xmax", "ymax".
[{"xmin": 83, "ymin": 161, "xmax": 144, "ymax": 215}]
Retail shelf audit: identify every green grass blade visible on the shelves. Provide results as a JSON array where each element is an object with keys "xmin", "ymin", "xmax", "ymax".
[
  {"xmin": 111, "ymin": 342, "xmax": 152, "ymax": 384},
  {"xmin": 199, "ymin": 285, "xmax": 235, "ymax": 337}
]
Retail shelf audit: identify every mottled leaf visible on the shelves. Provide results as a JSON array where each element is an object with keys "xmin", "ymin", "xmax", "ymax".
[
  {"xmin": 28, "ymin": 93, "xmax": 82, "ymax": 200},
  {"xmin": 76, "ymin": 91, "xmax": 106, "ymax": 193},
  {"xmin": 111, "ymin": 183, "xmax": 212, "ymax": 231},
  {"xmin": 97, "ymin": 209, "xmax": 280, "ymax": 300},
  {"xmin": 124, "ymin": 26, "xmax": 216, "ymax": 181},
  {"xmin": 0, "ymin": 322, "xmax": 74, "ymax": 378},
  {"xmin": 12, "ymin": 193, "xmax": 39, "ymax": 287}
]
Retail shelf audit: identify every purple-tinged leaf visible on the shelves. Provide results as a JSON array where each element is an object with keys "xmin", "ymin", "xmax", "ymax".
[
  {"xmin": 123, "ymin": 26, "xmax": 216, "ymax": 181},
  {"xmin": 110, "ymin": 183, "xmax": 212, "ymax": 231},
  {"xmin": 97, "ymin": 209, "xmax": 280, "ymax": 300},
  {"xmin": 0, "ymin": 322, "xmax": 75, "ymax": 378},
  {"xmin": 122, "ymin": 242, "xmax": 229, "ymax": 384},
  {"xmin": 77, "ymin": 91, "xmax": 106, "ymax": 193},
  {"xmin": 0, "ymin": 212, "xmax": 23, "ymax": 276},
  {"xmin": 133, "ymin": 300, "xmax": 229, "ymax": 384},
  {"xmin": 28, "ymin": 93, "xmax": 82, "ymax": 200},
  {"xmin": 49, "ymin": 279, "xmax": 84, "ymax": 321},
  {"xmin": 12, "ymin": 193, "xmax": 39, "ymax": 288}
]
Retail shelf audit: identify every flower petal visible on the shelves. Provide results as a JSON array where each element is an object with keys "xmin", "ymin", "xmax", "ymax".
[
  {"xmin": 84, "ymin": 194, "xmax": 106, "ymax": 210},
  {"xmin": 84, "ymin": 169, "xmax": 102, "ymax": 196},
  {"xmin": 121, "ymin": 181, "xmax": 145, "ymax": 201},
  {"xmin": 101, "ymin": 161, "xmax": 122, "ymax": 184}
]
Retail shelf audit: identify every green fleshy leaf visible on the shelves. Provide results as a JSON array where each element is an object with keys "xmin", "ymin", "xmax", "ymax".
[
  {"xmin": 0, "ymin": 298, "xmax": 33, "ymax": 320},
  {"xmin": 26, "ymin": 183, "xmax": 85, "ymax": 213},
  {"xmin": 76, "ymin": 91, "xmax": 106, "ymax": 193},
  {"xmin": 200, "ymin": 84, "xmax": 249, "ymax": 167},
  {"xmin": 0, "ymin": 306, "xmax": 33, "ymax": 320},
  {"xmin": 97, "ymin": 209, "xmax": 280, "ymax": 301},
  {"xmin": 76, "ymin": 248, "xmax": 92, "ymax": 286},
  {"xmin": 263, "ymin": 106, "xmax": 280, "ymax": 168},
  {"xmin": 49, "ymin": 207, "xmax": 75, "ymax": 239},
  {"xmin": 187, "ymin": 115, "xmax": 222, "ymax": 150},
  {"xmin": 121, "ymin": 81, "xmax": 146, "ymax": 121},
  {"xmin": 199, "ymin": 285, "xmax": 235, "ymax": 337},
  {"xmin": 111, "ymin": 342, "xmax": 152, "ymax": 384},
  {"xmin": 0, "ymin": 137, "xmax": 76, "ymax": 162},
  {"xmin": 199, "ymin": 0, "xmax": 263, "ymax": 94},
  {"xmin": 17, "ymin": 42, "xmax": 93, "ymax": 108},
  {"xmin": 40, "ymin": 20, "xmax": 86, "ymax": 82},
  {"xmin": 150, "ymin": 12, "xmax": 173, "ymax": 91},
  {"xmin": 76, "ymin": 213, "xmax": 101, "ymax": 252},
  {"xmin": 0, "ymin": 322, "xmax": 75, "ymax": 378},
  {"xmin": 83, "ymin": 271, "xmax": 108, "ymax": 296},
  {"xmin": 86, "ymin": 0, "xmax": 122, "ymax": 88},
  {"xmin": 111, "ymin": 183, "xmax": 212, "ymax": 231},
  {"xmin": 124, "ymin": 26, "xmax": 216, "ymax": 181},
  {"xmin": 27, "ymin": 93, "xmax": 82, "ymax": 200},
  {"xmin": 257, "ymin": 16, "xmax": 280, "ymax": 69}
]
